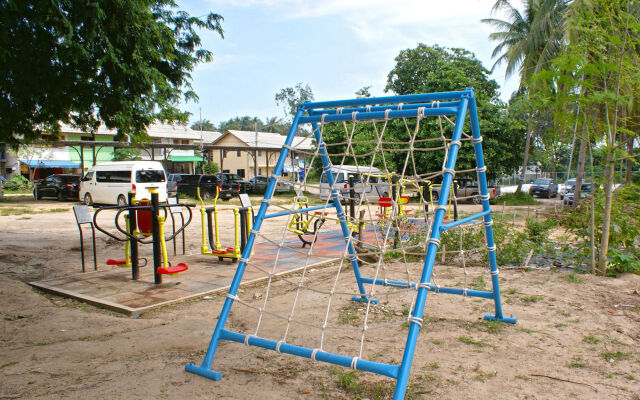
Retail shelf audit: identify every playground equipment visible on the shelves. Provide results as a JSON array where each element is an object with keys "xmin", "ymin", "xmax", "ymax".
[
  {"xmin": 93, "ymin": 190, "xmax": 192, "ymax": 284},
  {"xmin": 287, "ymin": 192, "xmax": 327, "ymax": 247},
  {"xmin": 73, "ymin": 205, "xmax": 97, "ymax": 272},
  {"xmin": 186, "ymin": 89, "xmax": 516, "ymax": 399},
  {"xmin": 197, "ymin": 186, "xmax": 253, "ymax": 262}
]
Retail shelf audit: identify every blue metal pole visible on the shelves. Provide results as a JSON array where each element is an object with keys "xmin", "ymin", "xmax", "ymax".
[
  {"xmin": 467, "ymin": 91, "xmax": 516, "ymax": 325},
  {"xmin": 305, "ymin": 90, "xmax": 467, "ymax": 109},
  {"xmin": 300, "ymin": 107, "xmax": 458, "ymax": 125},
  {"xmin": 263, "ymin": 203, "xmax": 336, "ymax": 219},
  {"xmin": 358, "ymin": 277, "xmax": 495, "ymax": 299},
  {"xmin": 309, "ymin": 121, "xmax": 376, "ymax": 304},
  {"xmin": 439, "ymin": 210, "xmax": 490, "ymax": 232},
  {"xmin": 393, "ymin": 93, "xmax": 470, "ymax": 399},
  {"xmin": 307, "ymin": 101, "xmax": 461, "ymax": 116},
  {"xmin": 185, "ymin": 108, "xmax": 307, "ymax": 380}
]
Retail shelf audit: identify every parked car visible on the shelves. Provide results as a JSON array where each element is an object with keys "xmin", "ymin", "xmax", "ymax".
[
  {"xmin": 167, "ymin": 173, "xmax": 187, "ymax": 196},
  {"xmin": 559, "ymin": 178, "xmax": 577, "ymax": 196},
  {"xmin": 430, "ymin": 178, "xmax": 500, "ymax": 204},
  {"xmin": 80, "ymin": 161, "xmax": 167, "ymax": 205},
  {"xmin": 319, "ymin": 166, "xmax": 390, "ymax": 201},
  {"xmin": 563, "ymin": 183, "xmax": 594, "ymax": 206},
  {"xmin": 528, "ymin": 178, "xmax": 558, "ymax": 198},
  {"xmin": 217, "ymin": 173, "xmax": 251, "ymax": 193},
  {"xmin": 175, "ymin": 174, "xmax": 238, "ymax": 201},
  {"xmin": 33, "ymin": 174, "xmax": 80, "ymax": 201},
  {"xmin": 249, "ymin": 175, "xmax": 294, "ymax": 193}
]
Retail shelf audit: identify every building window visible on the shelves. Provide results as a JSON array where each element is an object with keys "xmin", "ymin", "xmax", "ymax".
[
  {"xmin": 223, "ymin": 169, "xmax": 230, "ymax": 173},
  {"xmin": 223, "ymin": 149, "xmax": 227, "ymax": 158},
  {"xmin": 258, "ymin": 168, "xmax": 262, "ymax": 175},
  {"xmin": 237, "ymin": 169, "xmax": 245, "ymax": 178},
  {"xmin": 173, "ymin": 139, "xmax": 179, "ymax": 144},
  {"xmin": 236, "ymin": 150, "xmax": 241, "ymax": 157},
  {"xmin": 257, "ymin": 150, "xmax": 261, "ymax": 156}
]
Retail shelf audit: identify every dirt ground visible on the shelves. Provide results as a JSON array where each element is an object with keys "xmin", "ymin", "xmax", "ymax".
[{"xmin": 1, "ymin": 195, "xmax": 639, "ymax": 399}]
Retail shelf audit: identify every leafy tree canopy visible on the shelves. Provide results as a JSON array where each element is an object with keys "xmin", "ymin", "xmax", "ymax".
[
  {"xmin": 318, "ymin": 44, "xmax": 523, "ymax": 180},
  {"xmin": 0, "ymin": 0, "xmax": 223, "ymax": 146},
  {"xmin": 275, "ymin": 83, "xmax": 314, "ymax": 119},
  {"xmin": 214, "ymin": 115, "xmax": 289, "ymax": 135},
  {"xmin": 190, "ymin": 119, "xmax": 217, "ymax": 132}
]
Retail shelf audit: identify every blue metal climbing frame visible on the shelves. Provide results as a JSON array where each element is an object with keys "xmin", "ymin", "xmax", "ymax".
[{"xmin": 185, "ymin": 89, "xmax": 516, "ymax": 399}]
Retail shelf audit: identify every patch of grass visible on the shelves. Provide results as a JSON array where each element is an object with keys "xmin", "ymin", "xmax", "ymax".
[
  {"xmin": 504, "ymin": 288, "xmax": 517, "ymax": 295},
  {"xmin": 472, "ymin": 363, "xmax": 497, "ymax": 382},
  {"xmin": 491, "ymin": 192, "xmax": 538, "ymax": 206},
  {"xmin": 480, "ymin": 320, "xmax": 504, "ymax": 334},
  {"xmin": 470, "ymin": 275, "xmax": 487, "ymax": 291},
  {"xmin": 518, "ymin": 327, "xmax": 535, "ymax": 334},
  {"xmin": 428, "ymin": 339, "xmax": 441, "ymax": 345},
  {"xmin": 601, "ymin": 350, "xmax": 630, "ymax": 362},
  {"xmin": 583, "ymin": 334, "xmax": 600, "ymax": 344},
  {"xmin": 329, "ymin": 367, "xmax": 395, "ymax": 400},
  {"xmin": 521, "ymin": 295, "xmax": 545, "ymax": 304},
  {"xmin": 0, "ymin": 206, "xmax": 70, "ymax": 216},
  {"xmin": 423, "ymin": 362, "xmax": 439, "ymax": 370},
  {"xmin": 567, "ymin": 356, "xmax": 585, "ymax": 368},
  {"xmin": 459, "ymin": 336, "xmax": 483, "ymax": 347},
  {"xmin": 515, "ymin": 374, "xmax": 530, "ymax": 381},
  {"xmin": 566, "ymin": 272, "xmax": 584, "ymax": 283},
  {"xmin": 625, "ymin": 375, "xmax": 636, "ymax": 381}
]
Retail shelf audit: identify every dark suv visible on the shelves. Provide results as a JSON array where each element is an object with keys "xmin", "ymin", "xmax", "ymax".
[
  {"xmin": 34, "ymin": 174, "xmax": 80, "ymax": 201},
  {"xmin": 174, "ymin": 174, "xmax": 238, "ymax": 201},
  {"xmin": 528, "ymin": 178, "xmax": 558, "ymax": 198},
  {"xmin": 217, "ymin": 173, "xmax": 251, "ymax": 194}
]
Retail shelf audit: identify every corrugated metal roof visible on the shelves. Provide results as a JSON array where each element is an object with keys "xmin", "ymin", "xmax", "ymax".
[
  {"xmin": 59, "ymin": 122, "xmax": 206, "ymax": 141},
  {"xmin": 217, "ymin": 130, "xmax": 314, "ymax": 150}
]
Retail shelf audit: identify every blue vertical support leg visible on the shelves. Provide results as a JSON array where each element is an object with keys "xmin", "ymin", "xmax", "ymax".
[
  {"xmin": 467, "ymin": 91, "xmax": 516, "ymax": 325},
  {"xmin": 392, "ymin": 96, "xmax": 470, "ymax": 399},
  {"xmin": 309, "ymin": 121, "xmax": 377, "ymax": 305}
]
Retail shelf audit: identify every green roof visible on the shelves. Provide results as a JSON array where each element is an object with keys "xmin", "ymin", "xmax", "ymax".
[{"xmin": 169, "ymin": 155, "xmax": 203, "ymax": 162}]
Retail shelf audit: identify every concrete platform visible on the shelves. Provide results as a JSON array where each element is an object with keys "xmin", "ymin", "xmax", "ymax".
[{"xmin": 29, "ymin": 231, "xmax": 350, "ymax": 317}]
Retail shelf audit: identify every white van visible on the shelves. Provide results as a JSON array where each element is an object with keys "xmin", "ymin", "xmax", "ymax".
[
  {"xmin": 319, "ymin": 166, "xmax": 390, "ymax": 201},
  {"xmin": 79, "ymin": 161, "xmax": 168, "ymax": 205}
]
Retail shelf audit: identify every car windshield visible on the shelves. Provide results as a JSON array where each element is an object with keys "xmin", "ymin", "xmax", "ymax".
[
  {"xmin": 533, "ymin": 178, "xmax": 551, "ymax": 184},
  {"xmin": 225, "ymin": 174, "xmax": 242, "ymax": 180},
  {"xmin": 59, "ymin": 175, "xmax": 80, "ymax": 183}
]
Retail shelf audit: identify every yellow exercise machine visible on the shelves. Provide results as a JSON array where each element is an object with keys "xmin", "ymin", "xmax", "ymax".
[
  {"xmin": 198, "ymin": 186, "xmax": 253, "ymax": 262},
  {"xmin": 287, "ymin": 194, "xmax": 327, "ymax": 248}
]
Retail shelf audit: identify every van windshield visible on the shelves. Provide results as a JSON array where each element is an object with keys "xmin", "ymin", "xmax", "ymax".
[{"xmin": 136, "ymin": 170, "xmax": 165, "ymax": 183}]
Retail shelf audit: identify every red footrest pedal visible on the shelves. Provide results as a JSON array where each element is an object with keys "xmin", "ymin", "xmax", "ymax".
[
  {"xmin": 157, "ymin": 263, "xmax": 188, "ymax": 275},
  {"xmin": 107, "ymin": 259, "xmax": 126, "ymax": 265}
]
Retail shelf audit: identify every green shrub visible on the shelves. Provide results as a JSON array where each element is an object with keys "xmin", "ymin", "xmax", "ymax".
[
  {"xmin": 3, "ymin": 175, "xmax": 32, "ymax": 191},
  {"xmin": 606, "ymin": 249, "xmax": 640, "ymax": 277},
  {"xmin": 525, "ymin": 218, "xmax": 556, "ymax": 244}
]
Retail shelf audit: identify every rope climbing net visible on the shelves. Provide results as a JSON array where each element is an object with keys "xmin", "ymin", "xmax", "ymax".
[{"xmin": 186, "ymin": 89, "xmax": 517, "ymax": 400}]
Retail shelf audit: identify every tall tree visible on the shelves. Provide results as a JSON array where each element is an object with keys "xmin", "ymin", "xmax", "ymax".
[
  {"xmin": 483, "ymin": 0, "xmax": 569, "ymax": 192},
  {"xmin": 0, "ymin": 0, "xmax": 223, "ymax": 146},
  {"xmin": 190, "ymin": 119, "xmax": 217, "ymax": 132},
  {"xmin": 275, "ymin": 83, "xmax": 314, "ymax": 120}
]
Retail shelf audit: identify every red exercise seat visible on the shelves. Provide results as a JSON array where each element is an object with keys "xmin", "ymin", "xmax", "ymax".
[
  {"xmin": 107, "ymin": 259, "xmax": 126, "ymax": 265},
  {"xmin": 378, "ymin": 197, "xmax": 392, "ymax": 208},
  {"xmin": 314, "ymin": 211, "xmax": 329, "ymax": 215},
  {"xmin": 212, "ymin": 249, "xmax": 228, "ymax": 255},
  {"xmin": 375, "ymin": 213, "xmax": 389, "ymax": 217},
  {"xmin": 226, "ymin": 247, "xmax": 235, "ymax": 252},
  {"xmin": 136, "ymin": 199, "xmax": 152, "ymax": 235},
  {"xmin": 157, "ymin": 263, "xmax": 188, "ymax": 275}
]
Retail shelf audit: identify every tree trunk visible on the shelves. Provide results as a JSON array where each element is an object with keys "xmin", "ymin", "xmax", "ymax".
[
  {"xmin": 573, "ymin": 136, "xmax": 588, "ymax": 207},
  {"xmin": 626, "ymin": 136, "xmax": 633, "ymax": 186},
  {"xmin": 597, "ymin": 150, "xmax": 616, "ymax": 276},
  {"xmin": 516, "ymin": 114, "xmax": 533, "ymax": 194}
]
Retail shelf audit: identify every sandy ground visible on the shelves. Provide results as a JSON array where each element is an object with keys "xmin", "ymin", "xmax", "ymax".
[{"xmin": 1, "ymin": 195, "xmax": 639, "ymax": 399}]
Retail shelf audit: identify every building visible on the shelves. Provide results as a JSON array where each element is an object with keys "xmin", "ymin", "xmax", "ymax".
[{"xmin": 209, "ymin": 130, "xmax": 314, "ymax": 179}]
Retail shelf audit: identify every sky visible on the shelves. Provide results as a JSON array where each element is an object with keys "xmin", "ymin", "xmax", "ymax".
[{"xmin": 176, "ymin": 0, "xmax": 521, "ymax": 128}]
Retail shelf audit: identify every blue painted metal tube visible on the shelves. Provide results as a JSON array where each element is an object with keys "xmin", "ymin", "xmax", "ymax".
[
  {"xmin": 308, "ymin": 101, "xmax": 461, "ymax": 116},
  {"xmin": 392, "ymin": 95, "xmax": 470, "ymax": 400},
  {"xmin": 300, "ymin": 107, "xmax": 458, "ymax": 124},
  {"xmin": 359, "ymin": 277, "xmax": 494, "ymax": 299},
  {"xmin": 467, "ymin": 92, "xmax": 513, "ymax": 324},
  {"xmin": 310, "ymin": 122, "xmax": 369, "ymax": 300},
  {"xmin": 263, "ymin": 204, "xmax": 336, "ymax": 219},
  {"xmin": 439, "ymin": 210, "xmax": 491, "ymax": 232},
  {"xmin": 185, "ymin": 108, "xmax": 306, "ymax": 377},
  {"xmin": 304, "ymin": 90, "xmax": 467, "ymax": 109},
  {"xmin": 220, "ymin": 329, "xmax": 400, "ymax": 379}
]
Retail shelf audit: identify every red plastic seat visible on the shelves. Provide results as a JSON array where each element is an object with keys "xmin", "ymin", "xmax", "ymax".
[
  {"xmin": 212, "ymin": 249, "xmax": 228, "ymax": 255},
  {"xmin": 314, "ymin": 211, "xmax": 329, "ymax": 215},
  {"xmin": 226, "ymin": 247, "xmax": 235, "ymax": 252},
  {"xmin": 136, "ymin": 199, "xmax": 152, "ymax": 234},
  {"xmin": 107, "ymin": 259, "xmax": 126, "ymax": 265},
  {"xmin": 375, "ymin": 213, "xmax": 389, "ymax": 217},
  {"xmin": 157, "ymin": 263, "xmax": 188, "ymax": 275},
  {"xmin": 378, "ymin": 197, "xmax": 392, "ymax": 208}
]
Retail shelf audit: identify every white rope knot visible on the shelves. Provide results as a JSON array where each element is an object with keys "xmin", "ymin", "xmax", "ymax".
[
  {"xmin": 337, "ymin": 107, "xmax": 344, "ymax": 114},
  {"xmin": 350, "ymin": 357, "xmax": 359, "ymax": 369},
  {"xmin": 481, "ymin": 194, "xmax": 490, "ymax": 201},
  {"xmin": 239, "ymin": 258, "xmax": 248, "ymax": 264},
  {"xmin": 226, "ymin": 293, "xmax": 240, "ymax": 301},
  {"xmin": 416, "ymin": 282, "xmax": 430, "ymax": 290},
  {"xmin": 462, "ymin": 288, "xmax": 468, "ymax": 296},
  {"xmin": 417, "ymin": 107, "xmax": 425, "ymax": 118},
  {"xmin": 427, "ymin": 238, "xmax": 441, "ymax": 247},
  {"xmin": 261, "ymin": 198, "xmax": 272, "ymax": 205},
  {"xmin": 384, "ymin": 109, "xmax": 391, "ymax": 121},
  {"xmin": 271, "ymin": 173, "xmax": 280, "ymax": 180},
  {"xmin": 433, "ymin": 100, "xmax": 440, "ymax": 108},
  {"xmin": 473, "ymin": 136, "xmax": 483, "ymax": 143},
  {"xmin": 365, "ymin": 105, "xmax": 371, "ymax": 112},
  {"xmin": 351, "ymin": 111, "xmax": 358, "ymax": 122},
  {"xmin": 320, "ymin": 113, "xmax": 327, "ymax": 124},
  {"xmin": 491, "ymin": 269, "xmax": 499, "ymax": 276},
  {"xmin": 276, "ymin": 340, "xmax": 285, "ymax": 353},
  {"xmin": 476, "ymin": 166, "xmax": 487, "ymax": 173},
  {"xmin": 487, "ymin": 245, "xmax": 497, "ymax": 252},
  {"xmin": 311, "ymin": 348, "xmax": 320, "ymax": 361},
  {"xmin": 244, "ymin": 334, "xmax": 255, "ymax": 346},
  {"xmin": 434, "ymin": 205, "xmax": 447, "ymax": 212},
  {"xmin": 397, "ymin": 103, "xmax": 403, "ymax": 110},
  {"xmin": 434, "ymin": 284, "xmax": 441, "ymax": 293},
  {"xmin": 407, "ymin": 316, "xmax": 423, "ymax": 327},
  {"xmin": 282, "ymin": 144, "xmax": 293, "ymax": 150},
  {"xmin": 484, "ymin": 220, "xmax": 493, "ymax": 226},
  {"xmin": 443, "ymin": 167, "xmax": 456, "ymax": 177},
  {"xmin": 448, "ymin": 140, "xmax": 462, "ymax": 148}
]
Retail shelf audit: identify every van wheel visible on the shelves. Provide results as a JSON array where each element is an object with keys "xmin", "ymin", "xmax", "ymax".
[
  {"xmin": 431, "ymin": 192, "xmax": 439, "ymax": 202},
  {"xmin": 117, "ymin": 195, "xmax": 127, "ymax": 206},
  {"xmin": 84, "ymin": 193, "xmax": 93, "ymax": 206},
  {"xmin": 472, "ymin": 193, "xmax": 481, "ymax": 204}
]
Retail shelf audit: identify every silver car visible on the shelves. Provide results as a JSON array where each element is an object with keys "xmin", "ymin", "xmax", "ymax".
[{"xmin": 250, "ymin": 175, "xmax": 293, "ymax": 193}]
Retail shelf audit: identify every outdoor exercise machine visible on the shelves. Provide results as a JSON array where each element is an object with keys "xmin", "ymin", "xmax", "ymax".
[
  {"xmin": 197, "ymin": 186, "xmax": 253, "ymax": 262},
  {"xmin": 73, "ymin": 205, "xmax": 97, "ymax": 272},
  {"xmin": 93, "ymin": 189, "xmax": 192, "ymax": 284},
  {"xmin": 287, "ymin": 192, "xmax": 327, "ymax": 248}
]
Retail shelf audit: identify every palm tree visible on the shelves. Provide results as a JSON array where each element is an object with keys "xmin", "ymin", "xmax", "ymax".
[{"xmin": 482, "ymin": 0, "xmax": 569, "ymax": 192}]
